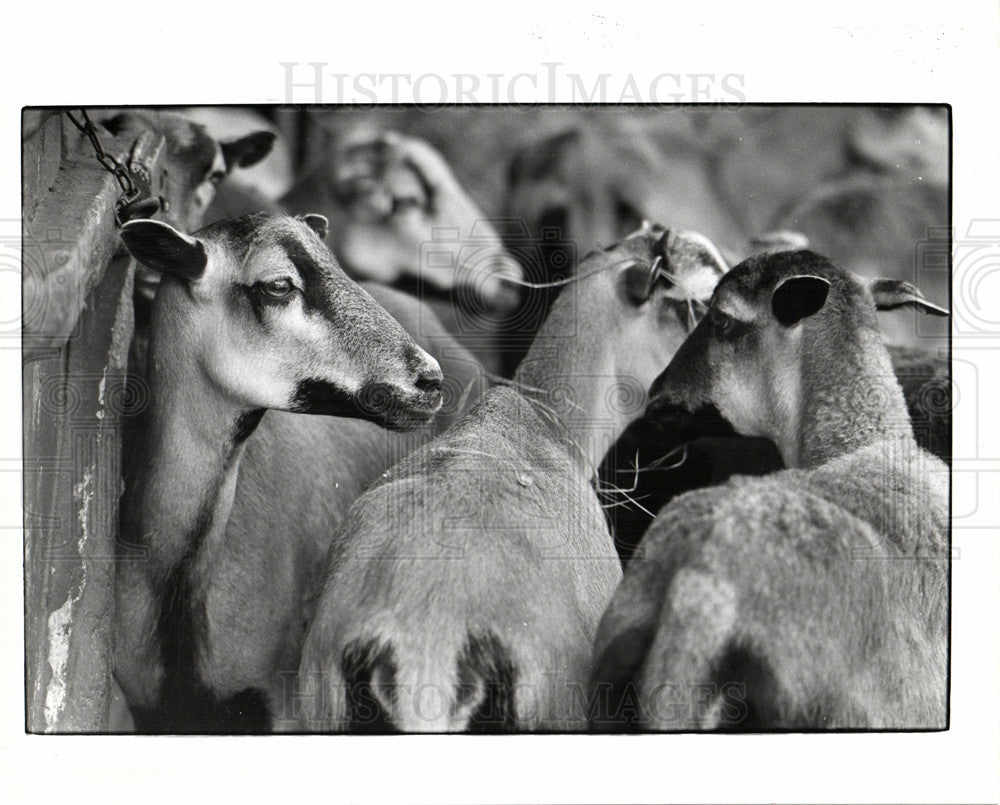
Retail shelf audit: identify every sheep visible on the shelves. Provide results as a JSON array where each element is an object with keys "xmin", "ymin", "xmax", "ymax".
[
  {"xmin": 94, "ymin": 108, "xmax": 277, "ymax": 374},
  {"xmin": 113, "ymin": 212, "xmax": 488, "ymax": 732},
  {"xmin": 95, "ymin": 108, "xmax": 275, "ymax": 238},
  {"xmin": 282, "ymin": 130, "xmax": 523, "ymax": 374},
  {"xmin": 288, "ymin": 224, "xmax": 728, "ymax": 732},
  {"xmin": 599, "ymin": 233, "xmax": 948, "ymax": 565},
  {"xmin": 590, "ymin": 249, "xmax": 949, "ymax": 730}
]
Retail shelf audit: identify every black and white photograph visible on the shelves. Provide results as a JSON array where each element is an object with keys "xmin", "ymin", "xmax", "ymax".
[{"xmin": 3, "ymin": 4, "xmax": 999, "ymax": 805}]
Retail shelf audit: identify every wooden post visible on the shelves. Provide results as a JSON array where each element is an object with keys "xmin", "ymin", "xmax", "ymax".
[{"xmin": 22, "ymin": 113, "xmax": 166, "ymax": 732}]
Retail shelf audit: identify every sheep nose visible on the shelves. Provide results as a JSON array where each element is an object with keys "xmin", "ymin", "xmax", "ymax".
[
  {"xmin": 415, "ymin": 365, "xmax": 443, "ymax": 395},
  {"xmin": 408, "ymin": 345, "xmax": 443, "ymax": 391}
]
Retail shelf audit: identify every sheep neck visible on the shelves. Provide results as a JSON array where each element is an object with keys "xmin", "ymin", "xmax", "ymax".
[
  {"xmin": 122, "ymin": 356, "xmax": 261, "ymax": 583},
  {"xmin": 117, "ymin": 324, "xmax": 267, "ymax": 713},
  {"xmin": 513, "ymin": 285, "xmax": 638, "ymax": 477},
  {"xmin": 793, "ymin": 317, "xmax": 914, "ymax": 469}
]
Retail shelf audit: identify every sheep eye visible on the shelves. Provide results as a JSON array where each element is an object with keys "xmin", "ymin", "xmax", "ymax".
[
  {"xmin": 711, "ymin": 307, "xmax": 734, "ymax": 334},
  {"xmin": 258, "ymin": 278, "xmax": 295, "ymax": 299}
]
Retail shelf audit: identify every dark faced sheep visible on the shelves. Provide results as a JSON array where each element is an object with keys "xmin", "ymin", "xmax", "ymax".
[{"xmin": 590, "ymin": 250, "xmax": 949, "ymax": 730}]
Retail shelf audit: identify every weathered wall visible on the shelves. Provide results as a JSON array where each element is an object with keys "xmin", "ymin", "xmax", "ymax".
[{"xmin": 22, "ymin": 113, "xmax": 165, "ymax": 732}]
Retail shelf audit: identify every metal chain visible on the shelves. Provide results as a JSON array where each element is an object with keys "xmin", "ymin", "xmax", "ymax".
[{"xmin": 65, "ymin": 109, "xmax": 139, "ymax": 201}]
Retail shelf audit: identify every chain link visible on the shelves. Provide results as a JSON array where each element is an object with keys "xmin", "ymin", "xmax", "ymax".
[{"xmin": 66, "ymin": 109, "xmax": 149, "ymax": 223}]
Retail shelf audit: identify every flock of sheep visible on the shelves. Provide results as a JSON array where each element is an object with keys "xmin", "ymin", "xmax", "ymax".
[{"xmin": 99, "ymin": 106, "xmax": 948, "ymax": 732}]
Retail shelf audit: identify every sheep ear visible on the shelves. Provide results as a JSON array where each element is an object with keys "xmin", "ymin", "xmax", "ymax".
[
  {"xmin": 771, "ymin": 275, "xmax": 830, "ymax": 326},
  {"xmin": 297, "ymin": 214, "xmax": 329, "ymax": 241},
  {"xmin": 869, "ymin": 279, "xmax": 949, "ymax": 317},
  {"xmin": 221, "ymin": 130, "xmax": 275, "ymax": 170},
  {"xmin": 119, "ymin": 220, "xmax": 207, "ymax": 280}
]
